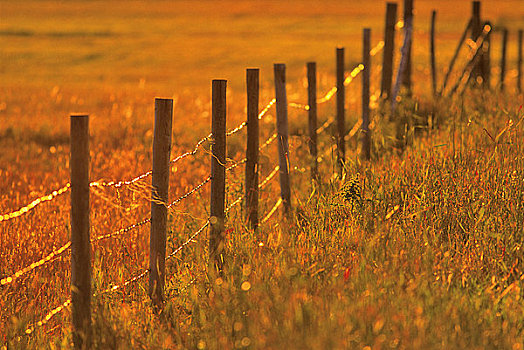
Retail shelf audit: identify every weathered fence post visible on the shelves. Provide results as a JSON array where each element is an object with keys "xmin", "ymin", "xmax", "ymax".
[
  {"xmin": 402, "ymin": 0, "xmax": 414, "ymax": 94},
  {"xmin": 307, "ymin": 62, "xmax": 318, "ymax": 182},
  {"xmin": 381, "ymin": 2, "xmax": 397, "ymax": 100},
  {"xmin": 519, "ymin": 29, "xmax": 523, "ymax": 93},
  {"xmin": 210, "ymin": 80, "xmax": 227, "ymax": 271},
  {"xmin": 500, "ymin": 28, "xmax": 508, "ymax": 91},
  {"xmin": 149, "ymin": 98, "xmax": 173, "ymax": 310},
  {"xmin": 430, "ymin": 10, "xmax": 437, "ymax": 97},
  {"xmin": 362, "ymin": 29, "xmax": 372, "ymax": 161},
  {"xmin": 70, "ymin": 114, "xmax": 91, "ymax": 349},
  {"xmin": 391, "ymin": 1, "xmax": 413, "ymax": 114},
  {"xmin": 471, "ymin": 1, "xmax": 483, "ymax": 84},
  {"xmin": 336, "ymin": 47, "xmax": 345, "ymax": 174},
  {"xmin": 273, "ymin": 64, "xmax": 292, "ymax": 215},
  {"xmin": 245, "ymin": 69, "xmax": 259, "ymax": 230}
]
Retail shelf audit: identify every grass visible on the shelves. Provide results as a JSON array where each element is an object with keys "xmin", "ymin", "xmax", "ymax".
[{"xmin": 1, "ymin": 0, "xmax": 524, "ymax": 349}]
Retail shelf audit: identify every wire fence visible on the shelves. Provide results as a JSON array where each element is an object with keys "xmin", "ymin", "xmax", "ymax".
[{"xmin": 3, "ymin": 36, "xmax": 393, "ymax": 341}]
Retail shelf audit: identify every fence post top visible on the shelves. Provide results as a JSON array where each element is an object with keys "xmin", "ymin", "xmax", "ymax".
[
  {"xmin": 247, "ymin": 67, "xmax": 260, "ymax": 71},
  {"xmin": 212, "ymin": 79, "xmax": 227, "ymax": 83},
  {"xmin": 70, "ymin": 114, "xmax": 88, "ymax": 118},
  {"xmin": 274, "ymin": 63, "xmax": 286, "ymax": 68},
  {"xmin": 154, "ymin": 97, "xmax": 173, "ymax": 102}
]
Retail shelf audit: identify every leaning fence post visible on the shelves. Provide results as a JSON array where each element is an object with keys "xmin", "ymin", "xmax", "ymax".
[
  {"xmin": 336, "ymin": 47, "xmax": 345, "ymax": 175},
  {"xmin": 381, "ymin": 2, "xmax": 397, "ymax": 100},
  {"xmin": 70, "ymin": 114, "xmax": 91, "ymax": 349},
  {"xmin": 274, "ymin": 64, "xmax": 292, "ymax": 215},
  {"xmin": 245, "ymin": 69, "xmax": 259, "ymax": 230},
  {"xmin": 362, "ymin": 29, "xmax": 372, "ymax": 161},
  {"xmin": 518, "ymin": 29, "xmax": 523, "ymax": 93},
  {"xmin": 210, "ymin": 80, "xmax": 227, "ymax": 271},
  {"xmin": 149, "ymin": 98, "xmax": 173, "ymax": 310},
  {"xmin": 430, "ymin": 10, "xmax": 437, "ymax": 97},
  {"xmin": 402, "ymin": 0, "xmax": 414, "ymax": 94},
  {"xmin": 307, "ymin": 62, "xmax": 318, "ymax": 182},
  {"xmin": 440, "ymin": 19, "xmax": 472, "ymax": 95},
  {"xmin": 500, "ymin": 28, "xmax": 508, "ymax": 91}
]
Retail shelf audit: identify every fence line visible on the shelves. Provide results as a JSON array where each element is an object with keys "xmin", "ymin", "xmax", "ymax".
[{"xmin": 0, "ymin": 37, "xmax": 381, "ymax": 225}]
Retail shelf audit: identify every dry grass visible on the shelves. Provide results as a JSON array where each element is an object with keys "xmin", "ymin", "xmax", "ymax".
[{"xmin": 1, "ymin": 0, "xmax": 524, "ymax": 349}]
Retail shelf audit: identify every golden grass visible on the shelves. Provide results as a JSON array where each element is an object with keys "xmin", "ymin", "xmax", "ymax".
[{"xmin": 1, "ymin": 0, "xmax": 524, "ymax": 348}]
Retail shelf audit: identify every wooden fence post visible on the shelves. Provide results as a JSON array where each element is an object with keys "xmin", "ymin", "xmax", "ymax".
[
  {"xmin": 274, "ymin": 64, "xmax": 292, "ymax": 215},
  {"xmin": 519, "ymin": 29, "xmax": 523, "ymax": 93},
  {"xmin": 149, "ymin": 98, "xmax": 173, "ymax": 310},
  {"xmin": 336, "ymin": 47, "xmax": 345, "ymax": 174},
  {"xmin": 362, "ymin": 29, "xmax": 372, "ymax": 161},
  {"xmin": 307, "ymin": 62, "xmax": 318, "ymax": 182},
  {"xmin": 70, "ymin": 114, "xmax": 91, "ymax": 349},
  {"xmin": 210, "ymin": 80, "xmax": 227, "ymax": 271},
  {"xmin": 245, "ymin": 69, "xmax": 259, "ymax": 230},
  {"xmin": 381, "ymin": 2, "xmax": 397, "ymax": 100},
  {"xmin": 430, "ymin": 10, "xmax": 437, "ymax": 97},
  {"xmin": 500, "ymin": 28, "xmax": 508, "ymax": 91},
  {"xmin": 471, "ymin": 1, "xmax": 483, "ymax": 84},
  {"xmin": 402, "ymin": 0, "xmax": 414, "ymax": 94}
]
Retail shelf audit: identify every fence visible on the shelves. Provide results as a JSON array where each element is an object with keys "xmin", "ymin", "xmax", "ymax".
[{"xmin": 1, "ymin": 0, "xmax": 523, "ymax": 347}]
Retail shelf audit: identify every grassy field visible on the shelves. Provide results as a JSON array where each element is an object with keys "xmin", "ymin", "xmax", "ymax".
[{"xmin": 1, "ymin": 0, "xmax": 524, "ymax": 349}]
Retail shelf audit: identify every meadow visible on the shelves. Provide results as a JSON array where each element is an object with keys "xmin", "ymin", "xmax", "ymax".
[{"xmin": 1, "ymin": 0, "xmax": 524, "ymax": 348}]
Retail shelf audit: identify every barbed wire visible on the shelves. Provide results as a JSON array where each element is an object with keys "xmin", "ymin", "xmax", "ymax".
[
  {"xmin": 0, "ymin": 184, "xmax": 70, "ymax": 223},
  {"xmin": 260, "ymin": 198, "xmax": 283, "ymax": 225},
  {"xmin": 259, "ymin": 165, "xmax": 280, "ymax": 190},
  {"xmin": 23, "ymin": 298, "xmax": 71, "ymax": 335},
  {"xmin": 225, "ymin": 98, "xmax": 276, "ymax": 137},
  {"xmin": 0, "ymin": 241, "xmax": 71, "ymax": 286}
]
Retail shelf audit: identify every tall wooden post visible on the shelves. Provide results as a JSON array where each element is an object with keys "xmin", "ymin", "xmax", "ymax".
[
  {"xmin": 70, "ymin": 114, "xmax": 91, "ymax": 349},
  {"xmin": 362, "ymin": 29, "xmax": 372, "ymax": 161},
  {"xmin": 381, "ymin": 2, "xmax": 397, "ymax": 100},
  {"xmin": 402, "ymin": 0, "xmax": 414, "ymax": 94},
  {"xmin": 518, "ymin": 29, "xmax": 523, "ymax": 93},
  {"xmin": 149, "ymin": 98, "xmax": 173, "ymax": 310},
  {"xmin": 430, "ymin": 10, "xmax": 437, "ymax": 97},
  {"xmin": 307, "ymin": 62, "xmax": 318, "ymax": 182},
  {"xmin": 336, "ymin": 47, "xmax": 345, "ymax": 174},
  {"xmin": 500, "ymin": 28, "xmax": 508, "ymax": 91},
  {"xmin": 210, "ymin": 80, "xmax": 227, "ymax": 271},
  {"xmin": 245, "ymin": 69, "xmax": 259, "ymax": 229},
  {"xmin": 471, "ymin": 1, "xmax": 483, "ymax": 84},
  {"xmin": 274, "ymin": 64, "xmax": 292, "ymax": 215}
]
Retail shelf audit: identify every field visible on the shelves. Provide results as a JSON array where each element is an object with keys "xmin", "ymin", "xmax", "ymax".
[{"xmin": 1, "ymin": 0, "xmax": 524, "ymax": 348}]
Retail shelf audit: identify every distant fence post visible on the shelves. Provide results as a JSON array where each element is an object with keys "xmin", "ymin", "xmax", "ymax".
[
  {"xmin": 381, "ymin": 2, "xmax": 397, "ymax": 100},
  {"xmin": 274, "ymin": 64, "xmax": 292, "ymax": 215},
  {"xmin": 149, "ymin": 98, "xmax": 173, "ymax": 310},
  {"xmin": 402, "ymin": 0, "xmax": 414, "ymax": 94},
  {"xmin": 245, "ymin": 69, "xmax": 259, "ymax": 230},
  {"xmin": 70, "ymin": 114, "xmax": 91, "ymax": 349},
  {"xmin": 500, "ymin": 28, "xmax": 508, "ymax": 91},
  {"xmin": 519, "ymin": 29, "xmax": 523, "ymax": 93},
  {"xmin": 471, "ymin": 1, "xmax": 483, "ymax": 84},
  {"xmin": 430, "ymin": 10, "xmax": 437, "ymax": 97},
  {"xmin": 336, "ymin": 47, "xmax": 345, "ymax": 175},
  {"xmin": 307, "ymin": 62, "xmax": 318, "ymax": 182},
  {"xmin": 210, "ymin": 80, "xmax": 227, "ymax": 271},
  {"xmin": 362, "ymin": 29, "xmax": 372, "ymax": 161}
]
